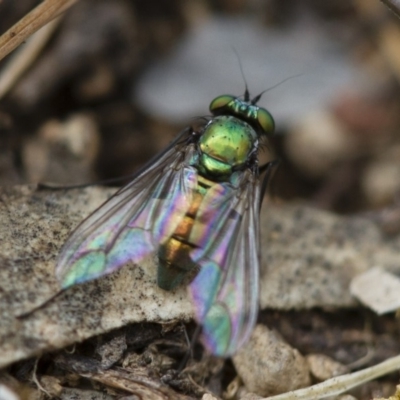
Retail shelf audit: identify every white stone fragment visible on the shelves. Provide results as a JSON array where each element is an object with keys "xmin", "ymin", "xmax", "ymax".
[
  {"xmin": 350, "ymin": 267, "xmax": 400, "ymax": 314},
  {"xmin": 0, "ymin": 385, "xmax": 20, "ymax": 400}
]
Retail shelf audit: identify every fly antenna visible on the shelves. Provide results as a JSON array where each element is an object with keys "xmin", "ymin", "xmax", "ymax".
[
  {"xmin": 232, "ymin": 47, "xmax": 250, "ymax": 101},
  {"xmin": 251, "ymin": 73, "xmax": 304, "ymax": 104}
]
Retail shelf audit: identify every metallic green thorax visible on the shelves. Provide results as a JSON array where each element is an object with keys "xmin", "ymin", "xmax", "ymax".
[{"xmin": 198, "ymin": 115, "xmax": 258, "ymax": 180}]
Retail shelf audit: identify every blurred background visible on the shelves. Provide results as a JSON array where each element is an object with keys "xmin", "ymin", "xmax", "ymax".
[{"xmin": 1, "ymin": 0, "xmax": 400, "ymax": 216}]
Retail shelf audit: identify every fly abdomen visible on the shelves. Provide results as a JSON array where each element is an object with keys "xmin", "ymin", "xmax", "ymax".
[{"xmin": 157, "ymin": 178, "xmax": 211, "ymax": 290}]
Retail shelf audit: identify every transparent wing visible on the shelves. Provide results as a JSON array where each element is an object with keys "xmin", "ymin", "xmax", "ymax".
[
  {"xmin": 57, "ymin": 125, "xmax": 261, "ymax": 357},
  {"xmin": 56, "ymin": 131, "xmax": 197, "ymax": 288},
  {"xmin": 187, "ymin": 170, "xmax": 261, "ymax": 356}
]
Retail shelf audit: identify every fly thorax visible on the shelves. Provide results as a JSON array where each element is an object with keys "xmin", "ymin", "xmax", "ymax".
[{"xmin": 198, "ymin": 116, "xmax": 257, "ymax": 180}]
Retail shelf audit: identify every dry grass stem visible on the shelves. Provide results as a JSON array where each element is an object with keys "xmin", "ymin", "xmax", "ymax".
[
  {"xmin": 0, "ymin": 17, "xmax": 61, "ymax": 100},
  {"xmin": 380, "ymin": 0, "xmax": 400, "ymax": 18},
  {"xmin": 264, "ymin": 354, "xmax": 400, "ymax": 400},
  {"xmin": 0, "ymin": 0, "xmax": 78, "ymax": 62}
]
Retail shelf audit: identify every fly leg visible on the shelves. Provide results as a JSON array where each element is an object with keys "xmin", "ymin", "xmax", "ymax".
[{"xmin": 176, "ymin": 324, "xmax": 202, "ymax": 374}]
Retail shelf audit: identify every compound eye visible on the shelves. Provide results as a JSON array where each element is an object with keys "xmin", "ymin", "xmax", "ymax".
[
  {"xmin": 209, "ymin": 95, "xmax": 235, "ymax": 114},
  {"xmin": 257, "ymin": 107, "xmax": 275, "ymax": 134}
]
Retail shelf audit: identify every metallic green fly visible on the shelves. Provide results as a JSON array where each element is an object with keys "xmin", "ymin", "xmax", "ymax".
[{"xmin": 56, "ymin": 89, "xmax": 275, "ymax": 356}]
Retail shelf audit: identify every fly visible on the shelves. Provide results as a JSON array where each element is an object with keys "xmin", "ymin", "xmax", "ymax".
[{"xmin": 56, "ymin": 88, "xmax": 276, "ymax": 356}]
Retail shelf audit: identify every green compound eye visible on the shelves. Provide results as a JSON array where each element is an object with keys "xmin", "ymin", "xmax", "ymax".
[
  {"xmin": 257, "ymin": 107, "xmax": 275, "ymax": 135},
  {"xmin": 209, "ymin": 95, "xmax": 236, "ymax": 113}
]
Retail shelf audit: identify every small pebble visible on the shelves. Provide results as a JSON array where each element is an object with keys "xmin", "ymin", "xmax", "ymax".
[
  {"xmin": 202, "ymin": 394, "xmax": 219, "ymax": 400},
  {"xmin": 306, "ymin": 353, "xmax": 349, "ymax": 382},
  {"xmin": 362, "ymin": 158, "xmax": 400, "ymax": 208},
  {"xmin": 233, "ymin": 324, "xmax": 311, "ymax": 396},
  {"xmin": 285, "ymin": 110, "xmax": 355, "ymax": 178}
]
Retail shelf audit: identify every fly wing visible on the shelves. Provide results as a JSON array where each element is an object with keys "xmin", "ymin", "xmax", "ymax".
[
  {"xmin": 188, "ymin": 170, "xmax": 260, "ymax": 356},
  {"xmin": 56, "ymin": 133, "xmax": 197, "ymax": 289}
]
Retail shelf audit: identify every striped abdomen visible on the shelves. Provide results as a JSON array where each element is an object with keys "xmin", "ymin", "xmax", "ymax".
[{"xmin": 157, "ymin": 175, "xmax": 214, "ymax": 290}]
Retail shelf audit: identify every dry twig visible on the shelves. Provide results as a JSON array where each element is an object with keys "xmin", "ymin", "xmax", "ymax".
[
  {"xmin": 380, "ymin": 0, "xmax": 400, "ymax": 19},
  {"xmin": 0, "ymin": 17, "xmax": 61, "ymax": 99},
  {"xmin": 264, "ymin": 354, "xmax": 400, "ymax": 400},
  {"xmin": 0, "ymin": 0, "xmax": 78, "ymax": 62}
]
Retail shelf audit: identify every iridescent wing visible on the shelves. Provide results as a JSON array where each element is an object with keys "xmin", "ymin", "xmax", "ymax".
[
  {"xmin": 57, "ymin": 126, "xmax": 261, "ymax": 357},
  {"xmin": 187, "ymin": 170, "xmax": 261, "ymax": 356},
  {"xmin": 56, "ymin": 129, "xmax": 198, "ymax": 288}
]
